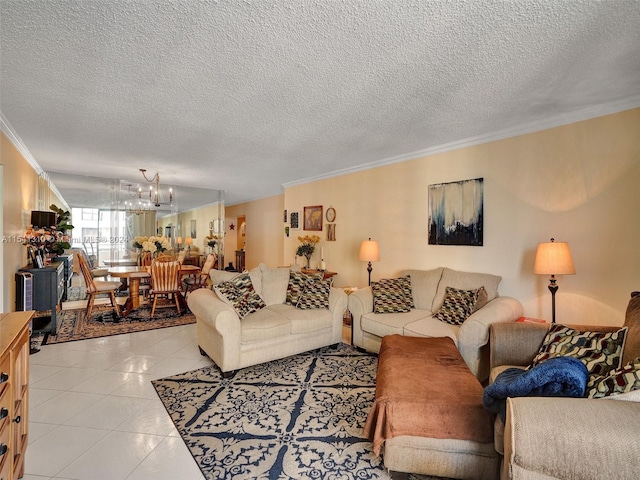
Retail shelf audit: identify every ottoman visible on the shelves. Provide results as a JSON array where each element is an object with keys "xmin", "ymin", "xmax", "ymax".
[{"xmin": 363, "ymin": 335, "xmax": 499, "ymax": 480}]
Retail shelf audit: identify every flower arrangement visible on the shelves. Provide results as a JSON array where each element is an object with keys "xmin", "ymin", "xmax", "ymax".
[
  {"xmin": 296, "ymin": 235, "xmax": 320, "ymax": 268},
  {"xmin": 205, "ymin": 235, "xmax": 218, "ymax": 249},
  {"xmin": 23, "ymin": 204, "xmax": 74, "ymax": 264},
  {"xmin": 132, "ymin": 236, "xmax": 148, "ymax": 249},
  {"xmin": 141, "ymin": 235, "xmax": 171, "ymax": 254}
]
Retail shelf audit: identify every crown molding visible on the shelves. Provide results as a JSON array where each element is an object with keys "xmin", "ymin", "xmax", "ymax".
[{"xmin": 282, "ymin": 97, "xmax": 640, "ymax": 189}]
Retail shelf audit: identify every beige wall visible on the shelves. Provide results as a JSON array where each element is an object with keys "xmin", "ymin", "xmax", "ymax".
[
  {"xmin": 226, "ymin": 195, "xmax": 285, "ymax": 270},
  {"xmin": 2, "ymin": 132, "xmax": 43, "ymax": 311},
  {"xmin": 281, "ymin": 108, "xmax": 639, "ymax": 325}
]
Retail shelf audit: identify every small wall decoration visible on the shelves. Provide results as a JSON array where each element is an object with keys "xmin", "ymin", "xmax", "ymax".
[
  {"xmin": 326, "ymin": 223, "xmax": 336, "ymax": 241},
  {"xmin": 325, "ymin": 207, "xmax": 336, "ymax": 222},
  {"xmin": 290, "ymin": 211, "xmax": 300, "ymax": 230},
  {"xmin": 285, "ymin": 226, "xmax": 290, "ymax": 237},
  {"xmin": 428, "ymin": 177, "xmax": 484, "ymax": 246},
  {"xmin": 283, "ymin": 209, "xmax": 287, "ymax": 223},
  {"xmin": 190, "ymin": 219, "xmax": 197, "ymax": 238},
  {"xmin": 304, "ymin": 205, "xmax": 323, "ymax": 231}
]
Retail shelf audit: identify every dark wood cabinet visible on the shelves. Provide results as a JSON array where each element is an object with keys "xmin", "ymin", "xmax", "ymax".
[
  {"xmin": 55, "ymin": 254, "xmax": 74, "ymax": 301},
  {"xmin": 18, "ymin": 262, "xmax": 64, "ymax": 334}
]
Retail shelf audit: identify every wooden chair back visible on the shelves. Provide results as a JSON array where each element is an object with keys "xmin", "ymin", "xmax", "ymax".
[
  {"xmin": 201, "ymin": 254, "xmax": 216, "ymax": 276},
  {"xmin": 138, "ymin": 251, "xmax": 152, "ymax": 267},
  {"xmin": 150, "ymin": 259, "xmax": 181, "ymax": 293},
  {"xmin": 77, "ymin": 253, "xmax": 97, "ymax": 293}
]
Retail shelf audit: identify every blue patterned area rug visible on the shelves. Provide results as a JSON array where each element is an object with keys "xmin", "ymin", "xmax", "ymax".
[{"xmin": 153, "ymin": 344, "xmax": 449, "ymax": 480}]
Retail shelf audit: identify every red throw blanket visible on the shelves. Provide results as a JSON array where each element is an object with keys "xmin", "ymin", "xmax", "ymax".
[{"xmin": 363, "ymin": 335, "xmax": 494, "ymax": 455}]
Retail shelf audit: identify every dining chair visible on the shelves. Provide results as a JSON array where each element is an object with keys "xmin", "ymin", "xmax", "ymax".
[
  {"xmin": 183, "ymin": 253, "xmax": 216, "ymax": 297},
  {"xmin": 78, "ymin": 253, "xmax": 121, "ymax": 319},
  {"xmin": 177, "ymin": 249, "xmax": 187, "ymax": 264},
  {"xmin": 149, "ymin": 258, "xmax": 182, "ymax": 317}
]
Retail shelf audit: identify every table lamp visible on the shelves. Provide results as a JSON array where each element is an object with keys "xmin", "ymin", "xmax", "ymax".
[
  {"xmin": 177, "ymin": 236, "xmax": 183, "ymax": 251},
  {"xmin": 359, "ymin": 238, "xmax": 380, "ymax": 286},
  {"xmin": 186, "ymin": 237, "xmax": 193, "ymax": 257},
  {"xmin": 534, "ymin": 238, "xmax": 576, "ymax": 323}
]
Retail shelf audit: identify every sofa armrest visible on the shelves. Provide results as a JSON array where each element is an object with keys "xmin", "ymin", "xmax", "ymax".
[
  {"xmin": 457, "ymin": 296, "xmax": 523, "ymax": 381},
  {"xmin": 348, "ymin": 287, "xmax": 373, "ymax": 347},
  {"xmin": 329, "ymin": 287, "xmax": 349, "ymax": 336},
  {"xmin": 489, "ymin": 322, "xmax": 550, "ymax": 369},
  {"xmin": 187, "ymin": 287, "xmax": 244, "ymax": 369},
  {"xmin": 503, "ymin": 397, "xmax": 640, "ymax": 480}
]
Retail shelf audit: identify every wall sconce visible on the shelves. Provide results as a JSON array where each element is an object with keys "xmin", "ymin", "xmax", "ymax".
[
  {"xmin": 359, "ymin": 237, "xmax": 380, "ymax": 286},
  {"xmin": 534, "ymin": 238, "xmax": 576, "ymax": 323}
]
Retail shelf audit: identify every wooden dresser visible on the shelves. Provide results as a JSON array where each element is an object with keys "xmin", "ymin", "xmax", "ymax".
[{"xmin": 0, "ymin": 311, "xmax": 33, "ymax": 480}]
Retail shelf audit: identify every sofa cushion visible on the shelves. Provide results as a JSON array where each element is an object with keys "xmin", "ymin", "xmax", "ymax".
[
  {"xmin": 433, "ymin": 286, "xmax": 484, "ymax": 325},
  {"xmin": 622, "ymin": 291, "xmax": 640, "ymax": 365},
  {"xmin": 240, "ymin": 307, "xmax": 291, "ymax": 343},
  {"xmin": 530, "ymin": 324, "xmax": 628, "ymax": 389},
  {"xmin": 296, "ymin": 278, "xmax": 333, "ymax": 310},
  {"xmin": 588, "ymin": 356, "xmax": 640, "ymax": 399},
  {"xmin": 399, "ymin": 268, "xmax": 443, "ymax": 311},
  {"xmin": 361, "ymin": 309, "xmax": 432, "ymax": 339},
  {"xmin": 403, "ymin": 315, "xmax": 460, "ymax": 343},
  {"xmin": 258, "ymin": 263, "xmax": 290, "ymax": 305},
  {"xmin": 268, "ymin": 303, "xmax": 334, "ymax": 335},
  {"xmin": 214, "ymin": 272, "xmax": 266, "ymax": 319},
  {"xmin": 371, "ymin": 278, "xmax": 412, "ymax": 314},
  {"xmin": 209, "ymin": 269, "xmax": 242, "ymax": 285},
  {"xmin": 432, "ymin": 268, "xmax": 501, "ymax": 312}
]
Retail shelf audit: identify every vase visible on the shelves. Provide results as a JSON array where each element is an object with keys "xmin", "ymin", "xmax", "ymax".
[{"xmin": 305, "ymin": 256, "xmax": 311, "ymax": 269}]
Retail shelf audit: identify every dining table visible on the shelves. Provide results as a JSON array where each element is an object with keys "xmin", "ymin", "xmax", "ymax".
[{"xmin": 108, "ymin": 264, "xmax": 200, "ymax": 316}]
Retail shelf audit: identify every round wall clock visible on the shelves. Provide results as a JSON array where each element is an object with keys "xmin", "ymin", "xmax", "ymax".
[{"xmin": 326, "ymin": 207, "xmax": 336, "ymax": 222}]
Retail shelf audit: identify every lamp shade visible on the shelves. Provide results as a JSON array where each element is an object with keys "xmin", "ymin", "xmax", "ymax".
[
  {"xmin": 534, "ymin": 239, "xmax": 576, "ymax": 275},
  {"xmin": 177, "ymin": 236, "xmax": 183, "ymax": 244},
  {"xmin": 186, "ymin": 237, "xmax": 193, "ymax": 245},
  {"xmin": 359, "ymin": 239, "xmax": 380, "ymax": 262}
]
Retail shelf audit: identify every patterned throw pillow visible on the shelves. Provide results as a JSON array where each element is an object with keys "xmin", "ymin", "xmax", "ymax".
[
  {"xmin": 371, "ymin": 279, "xmax": 411, "ymax": 314},
  {"xmin": 588, "ymin": 357, "xmax": 640, "ymax": 398},
  {"xmin": 286, "ymin": 271, "xmax": 322, "ymax": 306},
  {"xmin": 433, "ymin": 286, "xmax": 483, "ymax": 325},
  {"xmin": 380, "ymin": 276, "xmax": 415, "ymax": 309},
  {"xmin": 530, "ymin": 324, "xmax": 628, "ymax": 388},
  {"xmin": 214, "ymin": 272, "xmax": 266, "ymax": 319},
  {"xmin": 296, "ymin": 278, "xmax": 333, "ymax": 310}
]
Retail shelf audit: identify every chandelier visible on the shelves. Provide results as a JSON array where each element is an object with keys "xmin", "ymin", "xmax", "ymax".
[
  {"xmin": 125, "ymin": 169, "xmax": 174, "ymax": 208},
  {"xmin": 124, "ymin": 199, "xmax": 153, "ymax": 215}
]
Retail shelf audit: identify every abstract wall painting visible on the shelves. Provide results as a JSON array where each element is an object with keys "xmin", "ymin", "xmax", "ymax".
[{"xmin": 428, "ymin": 177, "xmax": 483, "ymax": 246}]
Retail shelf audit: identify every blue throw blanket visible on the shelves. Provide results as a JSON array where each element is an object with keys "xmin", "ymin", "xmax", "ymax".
[{"xmin": 483, "ymin": 356, "xmax": 588, "ymax": 422}]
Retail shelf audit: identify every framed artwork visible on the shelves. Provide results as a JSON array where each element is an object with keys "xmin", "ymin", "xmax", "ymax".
[
  {"xmin": 428, "ymin": 177, "xmax": 484, "ymax": 246},
  {"xmin": 190, "ymin": 219, "xmax": 197, "ymax": 238},
  {"xmin": 326, "ymin": 223, "xmax": 336, "ymax": 241},
  {"xmin": 283, "ymin": 209, "xmax": 288, "ymax": 223},
  {"xmin": 304, "ymin": 205, "xmax": 323, "ymax": 231},
  {"xmin": 290, "ymin": 211, "xmax": 300, "ymax": 230},
  {"xmin": 285, "ymin": 226, "xmax": 290, "ymax": 237}
]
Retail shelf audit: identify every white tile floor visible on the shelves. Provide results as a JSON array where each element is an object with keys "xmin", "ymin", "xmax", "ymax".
[{"xmin": 25, "ymin": 323, "xmax": 212, "ymax": 480}]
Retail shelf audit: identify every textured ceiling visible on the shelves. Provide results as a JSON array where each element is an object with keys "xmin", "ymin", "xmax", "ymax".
[{"xmin": 1, "ymin": 0, "xmax": 640, "ymax": 209}]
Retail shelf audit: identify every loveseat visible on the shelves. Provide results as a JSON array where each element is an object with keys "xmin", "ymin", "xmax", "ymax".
[
  {"xmin": 187, "ymin": 263, "xmax": 348, "ymax": 375},
  {"xmin": 489, "ymin": 291, "xmax": 640, "ymax": 480},
  {"xmin": 348, "ymin": 267, "xmax": 523, "ymax": 381}
]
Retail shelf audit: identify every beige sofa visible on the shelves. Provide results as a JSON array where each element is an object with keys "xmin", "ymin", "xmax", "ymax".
[
  {"xmin": 187, "ymin": 263, "xmax": 348, "ymax": 375},
  {"xmin": 348, "ymin": 267, "xmax": 523, "ymax": 381},
  {"xmin": 490, "ymin": 294, "xmax": 640, "ymax": 480}
]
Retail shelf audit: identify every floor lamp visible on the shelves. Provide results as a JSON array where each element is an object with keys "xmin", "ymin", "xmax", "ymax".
[
  {"xmin": 534, "ymin": 238, "xmax": 576, "ymax": 323},
  {"xmin": 359, "ymin": 238, "xmax": 380, "ymax": 286}
]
